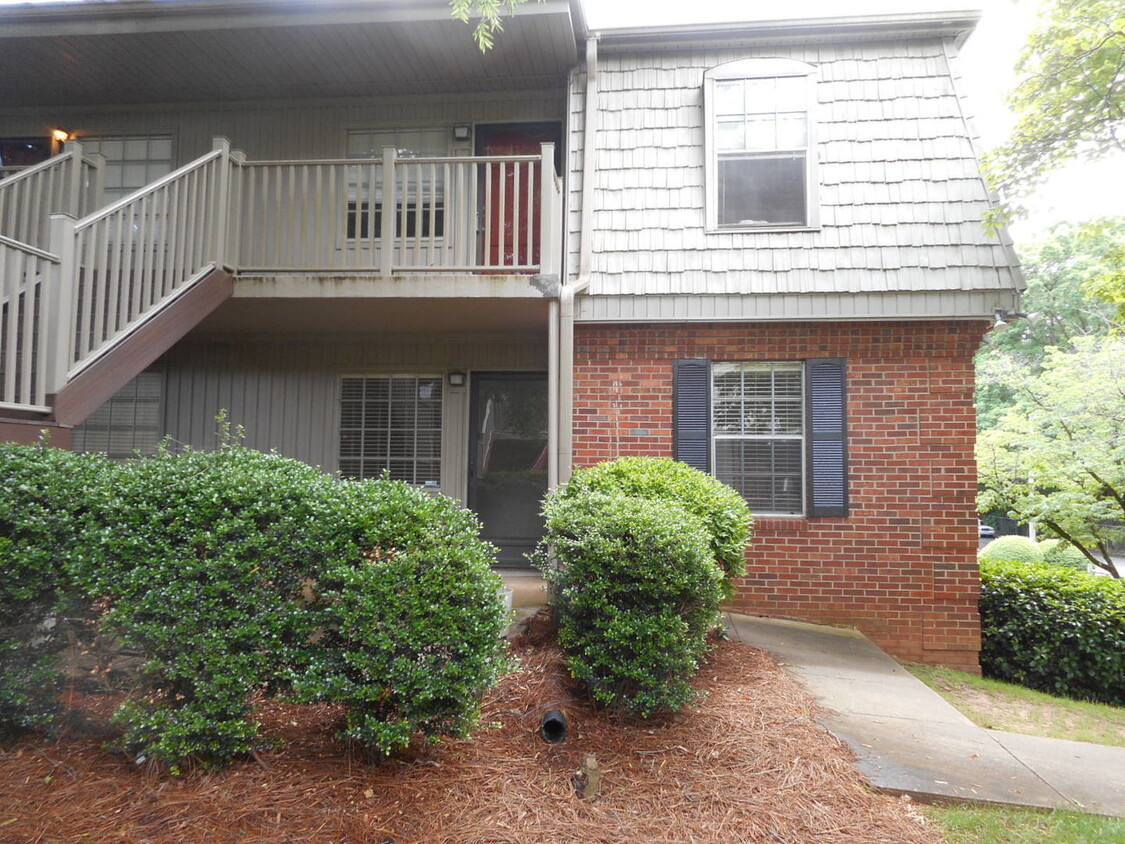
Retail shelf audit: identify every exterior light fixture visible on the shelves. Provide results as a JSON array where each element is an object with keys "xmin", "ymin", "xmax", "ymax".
[
  {"xmin": 993, "ymin": 309, "xmax": 1028, "ymax": 329},
  {"xmin": 51, "ymin": 128, "xmax": 71, "ymax": 143},
  {"xmin": 452, "ymin": 125, "xmax": 472, "ymax": 142},
  {"xmin": 447, "ymin": 370, "xmax": 467, "ymax": 387}
]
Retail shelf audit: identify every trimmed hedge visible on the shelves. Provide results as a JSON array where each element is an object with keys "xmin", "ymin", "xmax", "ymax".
[
  {"xmin": 0, "ymin": 443, "xmax": 112, "ymax": 739},
  {"xmin": 55, "ymin": 443, "xmax": 509, "ymax": 771},
  {"xmin": 553, "ymin": 457, "xmax": 753, "ymax": 599},
  {"xmin": 1038, "ymin": 539, "xmax": 1089, "ymax": 572},
  {"xmin": 73, "ymin": 446, "xmax": 340, "ymax": 768},
  {"xmin": 538, "ymin": 489, "xmax": 726, "ymax": 718},
  {"xmin": 296, "ymin": 478, "xmax": 508, "ymax": 758},
  {"xmin": 979, "ymin": 560, "xmax": 1125, "ymax": 705},
  {"xmin": 978, "ymin": 535, "xmax": 1044, "ymax": 565}
]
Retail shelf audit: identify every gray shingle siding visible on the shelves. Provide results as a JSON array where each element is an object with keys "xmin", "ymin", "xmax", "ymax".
[{"xmin": 568, "ymin": 37, "xmax": 1021, "ymax": 301}]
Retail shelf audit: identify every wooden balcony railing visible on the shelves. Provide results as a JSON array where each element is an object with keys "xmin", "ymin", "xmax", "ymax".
[
  {"xmin": 235, "ymin": 144, "xmax": 562, "ymax": 276},
  {"xmin": 0, "ymin": 138, "xmax": 564, "ymax": 414}
]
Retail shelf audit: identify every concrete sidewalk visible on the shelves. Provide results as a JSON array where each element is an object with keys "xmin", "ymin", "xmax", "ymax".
[{"xmin": 725, "ymin": 613, "xmax": 1125, "ymax": 818}]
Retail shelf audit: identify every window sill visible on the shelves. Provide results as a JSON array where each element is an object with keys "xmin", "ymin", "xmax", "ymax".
[{"xmin": 706, "ymin": 224, "xmax": 819, "ymax": 235}]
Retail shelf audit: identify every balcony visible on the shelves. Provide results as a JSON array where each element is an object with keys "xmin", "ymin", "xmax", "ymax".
[{"xmin": 0, "ymin": 138, "xmax": 564, "ymax": 414}]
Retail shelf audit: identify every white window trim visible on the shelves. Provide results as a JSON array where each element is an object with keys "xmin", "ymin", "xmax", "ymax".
[{"xmin": 703, "ymin": 57, "xmax": 820, "ymax": 233}]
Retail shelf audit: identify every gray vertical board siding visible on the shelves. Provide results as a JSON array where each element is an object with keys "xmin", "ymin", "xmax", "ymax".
[
  {"xmin": 566, "ymin": 38, "xmax": 1020, "ymax": 300},
  {"xmin": 157, "ymin": 334, "xmax": 548, "ymax": 494},
  {"xmin": 0, "ymin": 91, "xmax": 566, "ymax": 166}
]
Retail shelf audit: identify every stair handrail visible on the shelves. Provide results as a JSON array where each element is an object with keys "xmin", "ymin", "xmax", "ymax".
[
  {"xmin": 74, "ymin": 146, "xmax": 225, "ymax": 232},
  {"xmin": 0, "ymin": 142, "xmax": 99, "ymax": 250}
]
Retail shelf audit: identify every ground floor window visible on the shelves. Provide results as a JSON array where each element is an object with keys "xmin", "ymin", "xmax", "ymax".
[
  {"xmin": 78, "ymin": 135, "xmax": 173, "ymax": 203},
  {"xmin": 712, "ymin": 361, "xmax": 805, "ymax": 514},
  {"xmin": 338, "ymin": 375, "xmax": 442, "ymax": 485},
  {"xmin": 72, "ymin": 371, "xmax": 163, "ymax": 459},
  {"xmin": 674, "ymin": 357, "xmax": 847, "ymax": 517}
]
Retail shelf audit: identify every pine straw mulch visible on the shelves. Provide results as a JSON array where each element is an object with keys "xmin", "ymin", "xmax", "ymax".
[{"xmin": 0, "ymin": 613, "xmax": 945, "ymax": 844}]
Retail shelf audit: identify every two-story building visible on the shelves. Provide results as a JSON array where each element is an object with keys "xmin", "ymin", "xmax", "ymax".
[{"xmin": 0, "ymin": 0, "xmax": 1022, "ymax": 671}]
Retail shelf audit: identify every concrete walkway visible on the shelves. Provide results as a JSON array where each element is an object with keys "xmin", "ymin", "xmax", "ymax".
[
  {"xmin": 725, "ymin": 613, "xmax": 1125, "ymax": 818},
  {"xmin": 498, "ymin": 573, "xmax": 1125, "ymax": 817}
]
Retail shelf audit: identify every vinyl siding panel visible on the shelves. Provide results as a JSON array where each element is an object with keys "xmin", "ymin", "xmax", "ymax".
[
  {"xmin": 157, "ymin": 333, "xmax": 547, "ymax": 500},
  {"xmin": 568, "ymin": 37, "xmax": 1021, "ymax": 300}
]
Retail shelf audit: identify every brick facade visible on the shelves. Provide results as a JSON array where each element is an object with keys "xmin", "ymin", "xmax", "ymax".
[{"xmin": 573, "ymin": 320, "xmax": 989, "ymax": 672}]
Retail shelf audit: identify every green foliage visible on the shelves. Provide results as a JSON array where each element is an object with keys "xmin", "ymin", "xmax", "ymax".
[
  {"xmin": 1038, "ymin": 538, "xmax": 1090, "ymax": 571},
  {"xmin": 74, "ymin": 445, "xmax": 335, "ymax": 768},
  {"xmin": 977, "ymin": 337, "xmax": 1125, "ymax": 577},
  {"xmin": 0, "ymin": 443, "xmax": 112, "ymax": 739},
  {"xmin": 537, "ymin": 490, "xmax": 725, "ymax": 718},
  {"xmin": 979, "ymin": 560, "xmax": 1125, "ymax": 705},
  {"xmin": 983, "ymin": 0, "xmax": 1125, "ymax": 222},
  {"xmin": 295, "ymin": 479, "xmax": 508, "ymax": 757},
  {"xmin": 978, "ymin": 535, "xmax": 1045, "ymax": 565},
  {"xmin": 450, "ymin": 0, "xmax": 534, "ymax": 51},
  {"xmin": 553, "ymin": 457, "xmax": 753, "ymax": 598},
  {"xmin": 975, "ymin": 220, "xmax": 1120, "ymax": 430}
]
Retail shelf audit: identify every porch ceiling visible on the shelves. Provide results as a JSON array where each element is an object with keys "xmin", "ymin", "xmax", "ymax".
[
  {"xmin": 192, "ymin": 297, "xmax": 551, "ymax": 336},
  {"xmin": 0, "ymin": 0, "xmax": 580, "ymax": 108}
]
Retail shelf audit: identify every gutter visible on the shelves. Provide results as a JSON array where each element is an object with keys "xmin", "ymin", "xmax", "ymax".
[{"xmin": 554, "ymin": 33, "xmax": 597, "ymax": 487}]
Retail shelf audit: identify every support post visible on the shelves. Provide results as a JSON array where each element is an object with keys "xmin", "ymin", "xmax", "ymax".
[
  {"xmin": 380, "ymin": 147, "xmax": 396, "ymax": 276},
  {"xmin": 45, "ymin": 214, "xmax": 78, "ymax": 395},
  {"xmin": 62, "ymin": 140, "xmax": 84, "ymax": 218},
  {"xmin": 212, "ymin": 137, "xmax": 232, "ymax": 270}
]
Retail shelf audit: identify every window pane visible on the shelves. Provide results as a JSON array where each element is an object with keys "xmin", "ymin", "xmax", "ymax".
[
  {"xmin": 743, "ymin": 115, "xmax": 776, "ymax": 151},
  {"xmin": 776, "ymin": 113, "xmax": 808, "ymax": 149},
  {"xmin": 744, "ymin": 77, "xmax": 777, "ymax": 113},
  {"xmin": 716, "ymin": 118, "xmax": 744, "ymax": 152},
  {"xmin": 715, "ymin": 439, "xmax": 803, "ymax": 514},
  {"xmin": 714, "ymin": 80, "xmax": 744, "ymax": 116},
  {"xmin": 718, "ymin": 154, "xmax": 807, "ymax": 226},
  {"xmin": 338, "ymin": 375, "xmax": 442, "ymax": 486}
]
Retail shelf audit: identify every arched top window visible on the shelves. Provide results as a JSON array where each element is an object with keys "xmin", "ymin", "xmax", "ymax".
[{"xmin": 703, "ymin": 58, "xmax": 818, "ymax": 231}]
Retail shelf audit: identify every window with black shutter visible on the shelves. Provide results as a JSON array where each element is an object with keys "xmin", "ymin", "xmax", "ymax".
[{"xmin": 673, "ymin": 358, "xmax": 847, "ymax": 517}]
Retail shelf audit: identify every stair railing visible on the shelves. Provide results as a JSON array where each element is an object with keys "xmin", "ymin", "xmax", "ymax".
[
  {"xmin": 46, "ymin": 138, "xmax": 235, "ymax": 392},
  {"xmin": 0, "ymin": 141, "xmax": 104, "ymax": 251}
]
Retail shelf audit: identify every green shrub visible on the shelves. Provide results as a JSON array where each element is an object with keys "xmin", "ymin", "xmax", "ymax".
[
  {"xmin": 74, "ymin": 445, "xmax": 335, "ymax": 769},
  {"xmin": 978, "ymin": 535, "xmax": 1044, "ymax": 565},
  {"xmin": 554, "ymin": 457, "xmax": 752, "ymax": 598},
  {"xmin": 296, "ymin": 479, "xmax": 508, "ymax": 757},
  {"xmin": 1038, "ymin": 539, "xmax": 1090, "ymax": 571},
  {"xmin": 0, "ymin": 443, "xmax": 112, "ymax": 739},
  {"xmin": 979, "ymin": 560, "xmax": 1125, "ymax": 705},
  {"xmin": 537, "ymin": 491, "xmax": 724, "ymax": 717}
]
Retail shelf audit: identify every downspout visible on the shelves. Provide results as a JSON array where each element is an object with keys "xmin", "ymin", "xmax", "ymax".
[{"xmin": 557, "ymin": 33, "xmax": 598, "ymax": 484}]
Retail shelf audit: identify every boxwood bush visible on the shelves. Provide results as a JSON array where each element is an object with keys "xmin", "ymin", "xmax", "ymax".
[
  {"xmin": 295, "ymin": 478, "xmax": 508, "ymax": 758},
  {"xmin": 537, "ymin": 490, "xmax": 725, "ymax": 717},
  {"xmin": 1038, "ymin": 538, "xmax": 1089, "ymax": 572},
  {"xmin": 978, "ymin": 535, "xmax": 1044, "ymax": 565},
  {"xmin": 979, "ymin": 560, "xmax": 1125, "ymax": 705},
  {"xmin": 552, "ymin": 457, "xmax": 753, "ymax": 598},
  {"xmin": 0, "ymin": 443, "xmax": 112, "ymax": 739}
]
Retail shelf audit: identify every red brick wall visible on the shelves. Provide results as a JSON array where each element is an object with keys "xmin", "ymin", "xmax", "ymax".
[{"xmin": 572, "ymin": 320, "xmax": 988, "ymax": 672}]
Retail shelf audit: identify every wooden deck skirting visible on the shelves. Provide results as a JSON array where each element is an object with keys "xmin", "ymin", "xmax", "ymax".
[{"xmin": 51, "ymin": 268, "xmax": 234, "ymax": 427}]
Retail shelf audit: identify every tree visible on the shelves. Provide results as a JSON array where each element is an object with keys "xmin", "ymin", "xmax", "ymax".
[
  {"xmin": 450, "ymin": 0, "xmax": 534, "ymax": 52},
  {"xmin": 978, "ymin": 337, "xmax": 1125, "ymax": 578},
  {"xmin": 975, "ymin": 218, "xmax": 1120, "ymax": 429},
  {"xmin": 983, "ymin": 0, "xmax": 1124, "ymax": 223}
]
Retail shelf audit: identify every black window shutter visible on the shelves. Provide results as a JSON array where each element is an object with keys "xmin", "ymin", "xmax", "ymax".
[
  {"xmin": 673, "ymin": 359, "xmax": 711, "ymax": 473},
  {"xmin": 806, "ymin": 358, "xmax": 848, "ymax": 517}
]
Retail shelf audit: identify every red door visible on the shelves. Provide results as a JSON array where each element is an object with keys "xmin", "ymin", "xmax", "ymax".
[{"xmin": 476, "ymin": 123, "xmax": 560, "ymax": 269}]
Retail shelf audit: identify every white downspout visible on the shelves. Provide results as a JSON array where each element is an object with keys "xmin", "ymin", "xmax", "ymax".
[{"xmin": 557, "ymin": 33, "xmax": 598, "ymax": 484}]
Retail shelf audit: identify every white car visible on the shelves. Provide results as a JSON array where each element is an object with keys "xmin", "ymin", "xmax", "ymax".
[{"xmin": 979, "ymin": 521, "xmax": 996, "ymax": 538}]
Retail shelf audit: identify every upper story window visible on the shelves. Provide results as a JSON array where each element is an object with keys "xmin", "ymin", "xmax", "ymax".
[
  {"xmin": 80, "ymin": 135, "xmax": 173, "ymax": 203},
  {"xmin": 704, "ymin": 58, "xmax": 818, "ymax": 231},
  {"xmin": 345, "ymin": 128, "xmax": 447, "ymax": 240}
]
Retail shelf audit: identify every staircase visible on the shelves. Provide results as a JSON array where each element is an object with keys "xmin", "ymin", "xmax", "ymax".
[{"xmin": 0, "ymin": 139, "xmax": 236, "ymax": 441}]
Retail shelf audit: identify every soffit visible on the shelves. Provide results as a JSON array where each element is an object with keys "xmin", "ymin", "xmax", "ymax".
[{"xmin": 0, "ymin": 1, "xmax": 580, "ymax": 107}]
